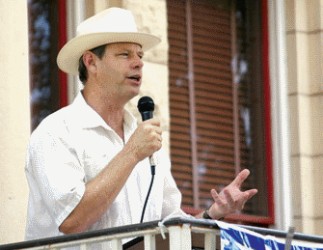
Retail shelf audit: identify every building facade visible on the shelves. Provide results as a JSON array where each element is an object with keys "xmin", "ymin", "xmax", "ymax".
[{"xmin": 0, "ymin": 0, "xmax": 322, "ymax": 244}]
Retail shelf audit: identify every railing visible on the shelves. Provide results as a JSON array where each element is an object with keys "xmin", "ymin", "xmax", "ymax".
[{"xmin": 1, "ymin": 217, "xmax": 323, "ymax": 250}]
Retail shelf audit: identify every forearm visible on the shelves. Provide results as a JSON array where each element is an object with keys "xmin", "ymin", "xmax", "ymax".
[{"xmin": 59, "ymin": 146, "xmax": 139, "ymax": 234}]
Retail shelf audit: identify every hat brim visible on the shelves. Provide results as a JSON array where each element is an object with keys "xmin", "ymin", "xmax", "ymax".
[{"xmin": 57, "ymin": 32, "xmax": 161, "ymax": 75}]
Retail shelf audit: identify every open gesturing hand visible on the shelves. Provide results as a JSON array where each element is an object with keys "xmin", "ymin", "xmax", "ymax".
[{"xmin": 206, "ymin": 169, "xmax": 258, "ymax": 219}]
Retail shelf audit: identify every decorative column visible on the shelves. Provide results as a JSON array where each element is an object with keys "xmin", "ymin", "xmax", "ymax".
[
  {"xmin": 0, "ymin": 0, "xmax": 30, "ymax": 243},
  {"xmin": 286, "ymin": 0, "xmax": 323, "ymax": 235}
]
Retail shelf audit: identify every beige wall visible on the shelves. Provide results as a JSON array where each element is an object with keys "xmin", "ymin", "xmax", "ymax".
[
  {"xmin": 286, "ymin": 0, "xmax": 323, "ymax": 235},
  {"xmin": 0, "ymin": 0, "xmax": 30, "ymax": 244},
  {"xmin": 122, "ymin": 0, "xmax": 171, "ymax": 153}
]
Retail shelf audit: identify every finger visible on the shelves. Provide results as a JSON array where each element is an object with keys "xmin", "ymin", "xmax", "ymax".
[
  {"xmin": 155, "ymin": 127, "xmax": 163, "ymax": 135},
  {"xmin": 210, "ymin": 189, "xmax": 223, "ymax": 203},
  {"xmin": 245, "ymin": 189, "xmax": 258, "ymax": 200},
  {"xmin": 235, "ymin": 191, "xmax": 250, "ymax": 210},
  {"xmin": 222, "ymin": 188, "xmax": 235, "ymax": 205},
  {"xmin": 233, "ymin": 189, "xmax": 258, "ymax": 210},
  {"xmin": 154, "ymin": 128, "xmax": 163, "ymax": 143},
  {"xmin": 145, "ymin": 117, "xmax": 160, "ymax": 126},
  {"xmin": 210, "ymin": 189, "xmax": 219, "ymax": 199},
  {"xmin": 231, "ymin": 169, "xmax": 250, "ymax": 188}
]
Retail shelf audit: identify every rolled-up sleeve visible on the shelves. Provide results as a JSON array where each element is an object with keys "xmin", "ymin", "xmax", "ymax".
[{"xmin": 26, "ymin": 125, "xmax": 85, "ymax": 228}]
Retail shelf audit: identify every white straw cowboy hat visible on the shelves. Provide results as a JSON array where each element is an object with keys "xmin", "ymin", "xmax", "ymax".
[{"xmin": 57, "ymin": 7, "xmax": 161, "ymax": 75}]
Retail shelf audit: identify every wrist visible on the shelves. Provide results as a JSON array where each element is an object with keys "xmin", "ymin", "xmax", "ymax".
[
  {"xmin": 202, "ymin": 209, "xmax": 212, "ymax": 219},
  {"xmin": 203, "ymin": 208, "xmax": 225, "ymax": 221}
]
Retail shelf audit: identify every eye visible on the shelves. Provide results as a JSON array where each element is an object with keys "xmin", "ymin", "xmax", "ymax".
[
  {"xmin": 138, "ymin": 52, "xmax": 144, "ymax": 59},
  {"xmin": 119, "ymin": 52, "xmax": 129, "ymax": 57}
]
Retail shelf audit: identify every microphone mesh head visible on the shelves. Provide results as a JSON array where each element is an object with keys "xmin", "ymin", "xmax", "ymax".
[{"xmin": 137, "ymin": 96, "xmax": 154, "ymax": 113}]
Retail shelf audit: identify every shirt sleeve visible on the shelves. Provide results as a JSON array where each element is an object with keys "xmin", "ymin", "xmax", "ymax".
[
  {"xmin": 159, "ymin": 150, "xmax": 183, "ymax": 218},
  {"xmin": 26, "ymin": 124, "xmax": 86, "ymax": 228}
]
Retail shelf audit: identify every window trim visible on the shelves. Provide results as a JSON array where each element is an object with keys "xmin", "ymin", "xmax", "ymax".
[
  {"xmin": 262, "ymin": 0, "xmax": 275, "ymax": 224},
  {"xmin": 58, "ymin": 0, "xmax": 68, "ymax": 108}
]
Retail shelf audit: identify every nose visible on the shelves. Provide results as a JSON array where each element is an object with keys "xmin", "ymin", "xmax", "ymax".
[{"xmin": 132, "ymin": 55, "xmax": 144, "ymax": 69}]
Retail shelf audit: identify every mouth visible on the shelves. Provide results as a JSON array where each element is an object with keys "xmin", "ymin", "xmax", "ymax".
[{"xmin": 127, "ymin": 74, "xmax": 141, "ymax": 83}]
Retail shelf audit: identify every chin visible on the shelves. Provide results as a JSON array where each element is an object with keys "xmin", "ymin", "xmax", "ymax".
[
  {"xmin": 127, "ymin": 91, "xmax": 140, "ymax": 101},
  {"xmin": 131, "ymin": 87, "xmax": 140, "ymax": 96}
]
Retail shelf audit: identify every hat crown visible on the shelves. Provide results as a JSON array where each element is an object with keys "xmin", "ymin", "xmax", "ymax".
[
  {"xmin": 57, "ymin": 7, "xmax": 161, "ymax": 75},
  {"xmin": 77, "ymin": 7, "xmax": 138, "ymax": 36}
]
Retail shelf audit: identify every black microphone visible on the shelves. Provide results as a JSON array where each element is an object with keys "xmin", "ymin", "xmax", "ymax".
[
  {"xmin": 137, "ymin": 96, "xmax": 156, "ymax": 223},
  {"xmin": 137, "ymin": 96, "xmax": 157, "ymax": 168},
  {"xmin": 137, "ymin": 96, "xmax": 154, "ymax": 121}
]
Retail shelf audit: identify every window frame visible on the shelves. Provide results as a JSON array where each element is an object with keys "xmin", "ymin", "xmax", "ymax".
[{"xmin": 167, "ymin": 0, "xmax": 274, "ymax": 226}]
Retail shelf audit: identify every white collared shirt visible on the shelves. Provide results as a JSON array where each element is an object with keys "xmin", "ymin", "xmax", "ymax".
[{"xmin": 25, "ymin": 92, "xmax": 182, "ymax": 240}]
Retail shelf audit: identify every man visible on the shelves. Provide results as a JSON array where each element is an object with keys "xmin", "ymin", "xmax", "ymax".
[{"xmin": 25, "ymin": 7, "xmax": 257, "ymax": 240}]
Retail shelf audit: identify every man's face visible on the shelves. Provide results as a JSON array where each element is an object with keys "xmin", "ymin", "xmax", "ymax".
[{"xmin": 95, "ymin": 42, "xmax": 144, "ymax": 100}]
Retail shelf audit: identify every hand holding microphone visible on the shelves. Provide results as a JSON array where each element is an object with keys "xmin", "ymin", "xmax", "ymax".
[{"xmin": 125, "ymin": 96, "xmax": 162, "ymax": 164}]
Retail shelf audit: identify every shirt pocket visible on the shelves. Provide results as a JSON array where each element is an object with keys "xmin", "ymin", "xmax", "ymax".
[
  {"xmin": 82, "ymin": 151, "xmax": 107, "ymax": 181},
  {"xmin": 81, "ymin": 140, "xmax": 120, "ymax": 181}
]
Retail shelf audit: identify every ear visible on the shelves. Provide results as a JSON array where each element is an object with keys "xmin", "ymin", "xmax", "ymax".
[{"xmin": 82, "ymin": 51, "xmax": 98, "ymax": 73}]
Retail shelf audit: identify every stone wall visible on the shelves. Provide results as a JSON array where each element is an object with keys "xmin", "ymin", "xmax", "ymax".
[
  {"xmin": 122, "ymin": 0, "xmax": 171, "ymax": 154},
  {"xmin": 286, "ymin": 0, "xmax": 323, "ymax": 235}
]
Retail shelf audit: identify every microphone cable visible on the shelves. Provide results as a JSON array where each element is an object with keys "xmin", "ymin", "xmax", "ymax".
[{"xmin": 140, "ymin": 164, "xmax": 155, "ymax": 223}]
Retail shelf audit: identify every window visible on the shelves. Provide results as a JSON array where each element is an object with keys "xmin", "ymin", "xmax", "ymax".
[
  {"xmin": 167, "ymin": 0, "xmax": 273, "ymax": 225},
  {"xmin": 28, "ymin": 0, "xmax": 67, "ymax": 130}
]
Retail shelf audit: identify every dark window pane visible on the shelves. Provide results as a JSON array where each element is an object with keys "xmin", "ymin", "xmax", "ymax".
[{"xmin": 28, "ymin": 0, "xmax": 60, "ymax": 130}]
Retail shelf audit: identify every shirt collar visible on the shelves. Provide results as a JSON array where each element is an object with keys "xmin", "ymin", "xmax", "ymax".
[{"xmin": 71, "ymin": 92, "xmax": 137, "ymax": 132}]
